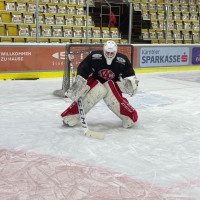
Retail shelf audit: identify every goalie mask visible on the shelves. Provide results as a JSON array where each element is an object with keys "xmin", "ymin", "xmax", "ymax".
[{"xmin": 103, "ymin": 40, "xmax": 118, "ymax": 65}]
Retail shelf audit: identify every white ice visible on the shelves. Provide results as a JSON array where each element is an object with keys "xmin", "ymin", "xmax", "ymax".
[{"xmin": 0, "ymin": 70, "xmax": 200, "ymax": 199}]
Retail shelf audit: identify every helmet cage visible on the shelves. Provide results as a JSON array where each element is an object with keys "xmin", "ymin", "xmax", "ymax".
[{"xmin": 103, "ymin": 40, "xmax": 118, "ymax": 65}]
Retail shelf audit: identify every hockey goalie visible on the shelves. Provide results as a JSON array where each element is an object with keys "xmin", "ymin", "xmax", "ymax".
[{"xmin": 61, "ymin": 40, "xmax": 139, "ymax": 128}]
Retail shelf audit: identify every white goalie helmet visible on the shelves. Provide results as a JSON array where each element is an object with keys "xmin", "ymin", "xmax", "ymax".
[{"xmin": 103, "ymin": 40, "xmax": 118, "ymax": 65}]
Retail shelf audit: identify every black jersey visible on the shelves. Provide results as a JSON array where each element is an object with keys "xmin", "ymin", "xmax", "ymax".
[{"xmin": 77, "ymin": 50, "xmax": 135, "ymax": 84}]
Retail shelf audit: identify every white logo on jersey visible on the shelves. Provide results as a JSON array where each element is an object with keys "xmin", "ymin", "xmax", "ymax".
[
  {"xmin": 116, "ymin": 57, "xmax": 126, "ymax": 65},
  {"xmin": 92, "ymin": 54, "xmax": 102, "ymax": 59}
]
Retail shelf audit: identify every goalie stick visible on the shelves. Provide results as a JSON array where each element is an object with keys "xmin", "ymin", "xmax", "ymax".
[
  {"xmin": 67, "ymin": 53, "xmax": 105, "ymax": 140},
  {"xmin": 77, "ymin": 97, "xmax": 105, "ymax": 140}
]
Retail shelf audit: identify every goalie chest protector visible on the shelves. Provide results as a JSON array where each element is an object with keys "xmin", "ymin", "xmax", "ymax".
[{"xmin": 77, "ymin": 50, "xmax": 135, "ymax": 84}]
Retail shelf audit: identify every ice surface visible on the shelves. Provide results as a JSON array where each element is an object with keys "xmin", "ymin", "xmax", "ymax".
[{"xmin": 0, "ymin": 71, "xmax": 200, "ymax": 199}]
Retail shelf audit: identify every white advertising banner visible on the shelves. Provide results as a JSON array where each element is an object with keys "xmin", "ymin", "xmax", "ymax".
[{"xmin": 140, "ymin": 47, "xmax": 189, "ymax": 67}]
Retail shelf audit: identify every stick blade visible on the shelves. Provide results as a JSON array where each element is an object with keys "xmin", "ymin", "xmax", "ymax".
[{"xmin": 85, "ymin": 130, "xmax": 105, "ymax": 140}]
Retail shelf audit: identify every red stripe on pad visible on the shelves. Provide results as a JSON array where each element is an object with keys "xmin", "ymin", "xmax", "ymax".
[{"xmin": 107, "ymin": 80, "xmax": 138, "ymax": 122}]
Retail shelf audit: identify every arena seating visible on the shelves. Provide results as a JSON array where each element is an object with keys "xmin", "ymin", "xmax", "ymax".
[
  {"xmin": 133, "ymin": 0, "xmax": 199, "ymax": 44},
  {"xmin": 0, "ymin": 0, "xmax": 125, "ymax": 43}
]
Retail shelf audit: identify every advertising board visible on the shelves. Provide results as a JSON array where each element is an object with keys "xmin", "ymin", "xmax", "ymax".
[
  {"xmin": 0, "ymin": 46, "xmax": 65, "ymax": 72},
  {"xmin": 140, "ymin": 47, "xmax": 189, "ymax": 67}
]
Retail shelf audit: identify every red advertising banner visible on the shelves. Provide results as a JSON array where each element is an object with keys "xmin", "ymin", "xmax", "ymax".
[{"xmin": 0, "ymin": 45, "xmax": 66, "ymax": 72}]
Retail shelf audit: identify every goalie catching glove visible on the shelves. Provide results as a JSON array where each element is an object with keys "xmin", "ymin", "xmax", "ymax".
[
  {"xmin": 117, "ymin": 76, "xmax": 139, "ymax": 97},
  {"xmin": 65, "ymin": 75, "xmax": 90, "ymax": 102}
]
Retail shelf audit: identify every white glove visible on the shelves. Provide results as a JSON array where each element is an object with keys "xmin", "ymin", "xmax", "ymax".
[
  {"xmin": 117, "ymin": 76, "xmax": 139, "ymax": 96},
  {"xmin": 65, "ymin": 75, "xmax": 90, "ymax": 102}
]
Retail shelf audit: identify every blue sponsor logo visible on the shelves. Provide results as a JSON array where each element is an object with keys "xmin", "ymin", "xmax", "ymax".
[
  {"xmin": 141, "ymin": 55, "xmax": 181, "ymax": 64},
  {"xmin": 192, "ymin": 47, "xmax": 200, "ymax": 65}
]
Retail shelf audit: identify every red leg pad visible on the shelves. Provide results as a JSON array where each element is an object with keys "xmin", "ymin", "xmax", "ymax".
[{"xmin": 107, "ymin": 80, "xmax": 138, "ymax": 122}]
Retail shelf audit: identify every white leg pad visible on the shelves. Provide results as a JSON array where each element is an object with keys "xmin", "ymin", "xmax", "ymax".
[
  {"xmin": 83, "ymin": 81, "xmax": 107, "ymax": 114},
  {"xmin": 103, "ymin": 81, "xmax": 138, "ymax": 128},
  {"xmin": 63, "ymin": 80, "xmax": 107, "ymax": 126}
]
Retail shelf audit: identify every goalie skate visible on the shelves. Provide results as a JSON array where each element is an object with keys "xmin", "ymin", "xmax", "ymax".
[
  {"xmin": 122, "ymin": 117, "xmax": 135, "ymax": 128},
  {"xmin": 63, "ymin": 114, "xmax": 79, "ymax": 127}
]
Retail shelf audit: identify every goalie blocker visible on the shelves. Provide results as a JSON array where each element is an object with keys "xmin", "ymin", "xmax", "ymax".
[{"xmin": 62, "ymin": 76, "xmax": 138, "ymax": 128}]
